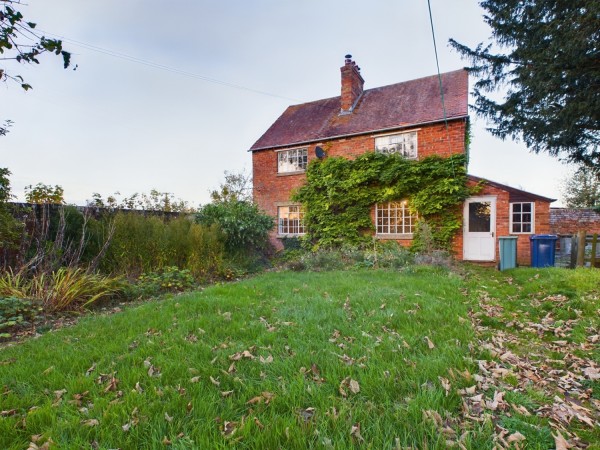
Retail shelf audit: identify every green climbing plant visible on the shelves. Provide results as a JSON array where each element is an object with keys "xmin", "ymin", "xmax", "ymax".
[{"xmin": 292, "ymin": 152, "xmax": 472, "ymax": 251}]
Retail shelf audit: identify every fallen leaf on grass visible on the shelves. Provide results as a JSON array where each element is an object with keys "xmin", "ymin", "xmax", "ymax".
[
  {"xmin": 190, "ymin": 376, "xmax": 200, "ymax": 383},
  {"xmin": 583, "ymin": 366, "xmax": 600, "ymax": 380},
  {"xmin": 424, "ymin": 336, "xmax": 435, "ymax": 349},
  {"xmin": 260, "ymin": 354, "xmax": 273, "ymax": 364},
  {"xmin": 85, "ymin": 363, "xmax": 96, "ymax": 376},
  {"xmin": 339, "ymin": 377, "xmax": 360, "ymax": 397},
  {"xmin": 298, "ymin": 407, "xmax": 315, "ymax": 423},
  {"xmin": 81, "ymin": 419, "xmax": 99, "ymax": 427},
  {"xmin": 507, "ymin": 431, "xmax": 526, "ymax": 443},
  {"xmin": 254, "ymin": 417, "xmax": 264, "ymax": 430},
  {"xmin": 229, "ymin": 350, "xmax": 255, "ymax": 361},
  {"xmin": 246, "ymin": 391, "xmax": 275, "ymax": 406},
  {"xmin": 438, "ymin": 377, "xmax": 451, "ymax": 396},
  {"xmin": 1, "ymin": 409, "xmax": 17, "ymax": 416},
  {"xmin": 221, "ymin": 390, "xmax": 234, "ymax": 397},
  {"xmin": 210, "ymin": 376, "xmax": 220, "ymax": 386},
  {"xmin": 553, "ymin": 431, "xmax": 573, "ymax": 450},
  {"xmin": 222, "ymin": 421, "xmax": 237, "ymax": 437},
  {"xmin": 164, "ymin": 412, "xmax": 173, "ymax": 422},
  {"xmin": 350, "ymin": 422, "xmax": 364, "ymax": 442}
]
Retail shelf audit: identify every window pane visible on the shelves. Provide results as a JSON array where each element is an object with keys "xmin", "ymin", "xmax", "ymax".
[
  {"xmin": 468, "ymin": 202, "xmax": 491, "ymax": 232},
  {"xmin": 522, "ymin": 203, "xmax": 532, "ymax": 213},
  {"xmin": 523, "ymin": 223, "xmax": 531, "ymax": 233},
  {"xmin": 376, "ymin": 201, "xmax": 417, "ymax": 235}
]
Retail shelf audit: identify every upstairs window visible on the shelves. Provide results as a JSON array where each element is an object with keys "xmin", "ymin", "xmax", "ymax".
[
  {"xmin": 278, "ymin": 148, "xmax": 308, "ymax": 173},
  {"xmin": 376, "ymin": 201, "xmax": 417, "ymax": 236},
  {"xmin": 510, "ymin": 202, "xmax": 534, "ymax": 234},
  {"xmin": 375, "ymin": 131, "xmax": 417, "ymax": 159},
  {"xmin": 278, "ymin": 205, "xmax": 305, "ymax": 235}
]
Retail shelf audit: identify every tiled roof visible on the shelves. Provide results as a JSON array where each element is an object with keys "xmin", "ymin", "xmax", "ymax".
[
  {"xmin": 468, "ymin": 175, "xmax": 556, "ymax": 203},
  {"xmin": 250, "ymin": 69, "xmax": 469, "ymax": 151}
]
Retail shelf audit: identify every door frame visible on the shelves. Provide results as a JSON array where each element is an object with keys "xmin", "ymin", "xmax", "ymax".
[{"xmin": 463, "ymin": 196, "xmax": 497, "ymax": 261}]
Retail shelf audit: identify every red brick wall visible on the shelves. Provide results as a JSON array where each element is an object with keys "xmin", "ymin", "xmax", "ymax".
[
  {"xmin": 550, "ymin": 208, "xmax": 600, "ymax": 235},
  {"xmin": 253, "ymin": 120, "xmax": 467, "ymax": 250}
]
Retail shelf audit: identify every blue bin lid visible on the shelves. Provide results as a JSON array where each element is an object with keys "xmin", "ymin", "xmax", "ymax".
[{"xmin": 529, "ymin": 234, "xmax": 558, "ymax": 240}]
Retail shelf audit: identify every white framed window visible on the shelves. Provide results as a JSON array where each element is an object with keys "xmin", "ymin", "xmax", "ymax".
[
  {"xmin": 375, "ymin": 131, "xmax": 417, "ymax": 159},
  {"xmin": 277, "ymin": 148, "xmax": 308, "ymax": 173},
  {"xmin": 278, "ymin": 205, "xmax": 305, "ymax": 235},
  {"xmin": 510, "ymin": 202, "xmax": 534, "ymax": 234},
  {"xmin": 376, "ymin": 201, "xmax": 417, "ymax": 236}
]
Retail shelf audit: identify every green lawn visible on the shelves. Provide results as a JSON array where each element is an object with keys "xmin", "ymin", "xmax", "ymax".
[{"xmin": 1, "ymin": 266, "xmax": 598, "ymax": 449}]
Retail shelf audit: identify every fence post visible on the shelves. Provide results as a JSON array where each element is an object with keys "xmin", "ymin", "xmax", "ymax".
[
  {"xmin": 591, "ymin": 233, "xmax": 598, "ymax": 268},
  {"xmin": 576, "ymin": 230, "xmax": 587, "ymax": 267},
  {"xmin": 570, "ymin": 234, "xmax": 578, "ymax": 269}
]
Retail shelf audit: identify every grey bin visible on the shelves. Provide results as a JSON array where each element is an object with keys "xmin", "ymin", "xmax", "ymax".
[
  {"xmin": 498, "ymin": 236, "xmax": 518, "ymax": 271},
  {"xmin": 530, "ymin": 234, "xmax": 559, "ymax": 268}
]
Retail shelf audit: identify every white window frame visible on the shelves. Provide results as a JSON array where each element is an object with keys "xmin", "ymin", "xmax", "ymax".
[
  {"xmin": 374, "ymin": 131, "xmax": 418, "ymax": 159},
  {"xmin": 278, "ymin": 205, "xmax": 305, "ymax": 236},
  {"xmin": 510, "ymin": 202, "xmax": 535, "ymax": 234},
  {"xmin": 375, "ymin": 201, "xmax": 417, "ymax": 237},
  {"xmin": 277, "ymin": 148, "xmax": 308, "ymax": 174}
]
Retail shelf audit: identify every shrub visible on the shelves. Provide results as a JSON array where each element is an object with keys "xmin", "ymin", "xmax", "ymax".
[
  {"xmin": 196, "ymin": 200, "xmax": 273, "ymax": 256},
  {"xmin": 134, "ymin": 266, "xmax": 196, "ymax": 297},
  {"xmin": 0, "ymin": 297, "xmax": 41, "ymax": 336}
]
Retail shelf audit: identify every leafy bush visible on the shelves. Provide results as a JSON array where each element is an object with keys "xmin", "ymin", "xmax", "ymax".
[
  {"xmin": 0, "ymin": 297, "xmax": 41, "ymax": 336},
  {"xmin": 134, "ymin": 266, "xmax": 196, "ymax": 297},
  {"xmin": 196, "ymin": 200, "xmax": 273, "ymax": 256}
]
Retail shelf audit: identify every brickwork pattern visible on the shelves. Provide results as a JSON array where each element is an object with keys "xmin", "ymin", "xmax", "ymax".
[{"xmin": 550, "ymin": 208, "xmax": 600, "ymax": 235}]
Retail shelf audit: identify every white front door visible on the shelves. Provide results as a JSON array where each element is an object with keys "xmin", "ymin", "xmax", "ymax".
[{"xmin": 463, "ymin": 196, "xmax": 496, "ymax": 261}]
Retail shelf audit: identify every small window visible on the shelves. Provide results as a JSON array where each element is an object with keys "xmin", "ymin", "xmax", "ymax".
[
  {"xmin": 510, "ymin": 202, "xmax": 534, "ymax": 234},
  {"xmin": 278, "ymin": 205, "xmax": 305, "ymax": 235},
  {"xmin": 375, "ymin": 131, "xmax": 417, "ymax": 159},
  {"xmin": 278, "ymin": 148, "xmax": 308, "ymax": 173},
  {"xmin": 376, "ymin": 201, "xmax": 417, "ymax": 236}
]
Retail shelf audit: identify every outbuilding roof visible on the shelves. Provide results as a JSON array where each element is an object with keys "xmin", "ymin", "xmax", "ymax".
[
  {"xmin": 250, "ymin": 69, "xmax": 469, "ymax": 151},
  {"xmin": 468, "ymin": 175, "xmax": 556, "ymax": 203}
]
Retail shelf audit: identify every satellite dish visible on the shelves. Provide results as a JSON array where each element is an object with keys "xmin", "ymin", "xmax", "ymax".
[{"xmin": 315, "ymin": 146, "xmax": 326, "ymax": 159}]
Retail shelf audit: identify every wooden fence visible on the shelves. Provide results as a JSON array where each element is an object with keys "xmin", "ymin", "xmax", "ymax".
[{"xmin": 557, "ymin": 232, "xmax": 600, "ymax": 268}]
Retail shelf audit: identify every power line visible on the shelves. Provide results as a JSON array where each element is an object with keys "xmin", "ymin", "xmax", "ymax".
[
  {"xmin": 40, "ymin": 29, "xmax": 301, "ymax": 103},
  {"xmin": 427, "ymin": 0, "xmax": 456, "ymax": 175}
]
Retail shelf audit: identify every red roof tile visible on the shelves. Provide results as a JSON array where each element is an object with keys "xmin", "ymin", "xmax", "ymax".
[{"xmin": 250, "ymin": 69, "xmax": 469, "ymax": 151}]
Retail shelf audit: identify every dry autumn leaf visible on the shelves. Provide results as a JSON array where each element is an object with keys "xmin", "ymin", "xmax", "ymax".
[
  {"xmin": 222, "ymin": 421, "xmax": 237, "ymax": 437},
  {"xmin": 424, "ymin": 336, "xmax": 435, "ymax": 349},
  {"xmin": 553, "ymin": 431, "xmax": 572, "ymax": 450},
  {"xmin": 81, "ymin": 418, "xmax": 99, "ymax": 427},
  {"xmin": 350, "ymin": 422, "xmax": 364, "ymax": 442}
]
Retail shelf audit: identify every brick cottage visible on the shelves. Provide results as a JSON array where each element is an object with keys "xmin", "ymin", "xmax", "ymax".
[{"xmin": 250, "ymin": 56, "xmax": 555, "ymax": 265}]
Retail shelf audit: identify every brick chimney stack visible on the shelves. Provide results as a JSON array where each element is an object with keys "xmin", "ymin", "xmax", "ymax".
[{"xmin": 340, "ymin": 54, "xmax": 364, "ymax": 114}]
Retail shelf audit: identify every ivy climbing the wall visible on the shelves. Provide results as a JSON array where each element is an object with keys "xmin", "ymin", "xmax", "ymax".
[{"xmin": 292, "ymin": 152, "xmax": 472, "ymax": 251}]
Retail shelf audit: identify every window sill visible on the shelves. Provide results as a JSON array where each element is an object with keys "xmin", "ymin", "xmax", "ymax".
[
  {"xmin": 277, "ymin": 171, "xmax": 306, "ymax": 177},
  {"xmin": 277, "ymin": 234, "xmax": 305, "ymax": 239},
  {"xmin": 376, "ymin": 234, "xmax": 413, "ymax": 240}
]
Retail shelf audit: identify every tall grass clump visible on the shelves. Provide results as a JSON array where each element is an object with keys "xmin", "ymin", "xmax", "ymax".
[
  {"xmin": 0, "ymin": 267, "xmax": 121, "ymax": 311},
  {"xmin": 98, "ymin": 213, "xmax": 226, "ymax": 278}
]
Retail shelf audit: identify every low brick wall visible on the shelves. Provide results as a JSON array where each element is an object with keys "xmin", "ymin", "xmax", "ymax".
[{"xmin": 550, "ymin": 208, "xmax": 600, "ymax": 235}]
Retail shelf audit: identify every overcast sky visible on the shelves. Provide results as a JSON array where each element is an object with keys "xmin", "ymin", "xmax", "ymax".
[{"xmin": 2, "ymin": 0, "xmax": 571, "ymax": 207}]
